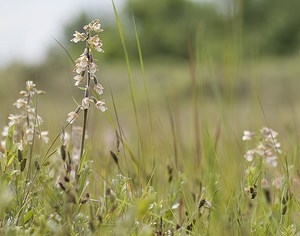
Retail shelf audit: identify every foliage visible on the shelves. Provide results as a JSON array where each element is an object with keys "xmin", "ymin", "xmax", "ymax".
[
  {"xmin": 125, "ymin": 0, "xmax": 225, "ymax": 59},
  {"xmin": 242, "ymin": 0, "xmax": 300, "ymax": 55},
  {"xmin": 2, "ymin": 3, "xmax": 300, "ymax": 235}
]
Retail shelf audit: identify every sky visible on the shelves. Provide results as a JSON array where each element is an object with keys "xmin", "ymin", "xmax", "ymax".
[{"xmin": 0, "ymin": 0, "xmax": 124, "ymax": 68}]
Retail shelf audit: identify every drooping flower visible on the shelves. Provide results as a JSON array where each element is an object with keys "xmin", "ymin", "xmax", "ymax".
[
  {"xmin": 14, "ymin": 98, "xmax": 27, "ymax": 109},
  {"xmin": 8, "ymin": 114, "xmax": 23, "ymax": 126},
  {"xmin": 26, "ymin": 127, "xmax": 34, "ymax": 143},
  {"xmin": 40, "ymin": 131, "xmax": 49, "ymax": 144},
  {"xmin": 81, "ymin": 98, "xmax": 92, "ymax": 109},
  {"xmin": 26, "ymin": 81, "xmax": 35, "ymax": 91},
  {"xmin": 244, "ymin": 149, "xmax": 255, "ymax": 162},
  {"xmin": 242, "ymin": 130, "xmax": 255, "ymax": 141},
  {"xmin": 87, "ymin": 35, "xmax": 101, "ymax": 47},
  {"xmin": 95, "ymin": 100, "xmax": 107, "ymax": 112},
  {"xmin": 83, "ymin": 19, "xmax": 103, "ymax": 32},
  {"xmin": 71, "ymin": 31, "xmax": 87, "ymax": 43},
  {"xmin": 88, "ymin": 62, "xmax": 98, "ymax": 73},
  {"xmin": 67, "ymin": 111, "xmax": 78, "ymax": 124},
  {"xmin": 74, "ymin": 75, "xmax": 84, "ymax": 87},
  {"xmin": 94, "ymin": 83, "xmax": 104, "ymax": 95}
]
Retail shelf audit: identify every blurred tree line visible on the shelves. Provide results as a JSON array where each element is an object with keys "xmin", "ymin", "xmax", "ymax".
[{"xmin": 62, "ymin": 0, "xmax": 300, "ymax": 61}]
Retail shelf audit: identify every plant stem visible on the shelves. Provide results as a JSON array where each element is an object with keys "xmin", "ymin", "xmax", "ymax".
[{"xmin": 80, "ymin": 108, "xmax": 88, "ymax": 160}]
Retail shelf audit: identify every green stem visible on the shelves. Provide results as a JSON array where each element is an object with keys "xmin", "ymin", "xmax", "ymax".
[{"xmin": 80, "ymin": 108, "xmax": 88, "ymax": 160}]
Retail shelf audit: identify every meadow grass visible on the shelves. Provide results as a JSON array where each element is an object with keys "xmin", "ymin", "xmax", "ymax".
[{"xmin": 1, "ymin": 5, "xmax": 300, "ymax": 236}]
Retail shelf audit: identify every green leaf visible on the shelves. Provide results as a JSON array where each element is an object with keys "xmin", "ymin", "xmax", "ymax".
[
  {"xmin": 77, "ymin": 150, "xmax": 87, "ymax": 176},
  {"xmin": 23, "ymin": 209, "xmax": 33, "ymax": 224},
  {"xmin": 5, "ymin": 125, "xmax": 15, "ymax": 151}
]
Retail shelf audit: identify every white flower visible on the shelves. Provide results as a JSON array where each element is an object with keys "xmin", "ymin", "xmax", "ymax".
[
  {"xmin": 95, "ymin": 44, "xmax": 104, "ymax": 53},
  {"xmin": 94, "ymin": 83, "xmax": 104, "ymax": 95},
  {"xmin": 67, "ymin": 111, "xmax": 78, "ymax": 124},
  {"xmin": 71, "ymin": 31, "xmax": 86, "ymax": 43},
  {"xmin": 74, "ymin": 75, "xmax": 84, "ymax": 86},
  {"xmin": 40, "ymin": 131, "xmax": 49, "ymax": 144},
  {"xmin": 84, "ymin": 19, "xmax": 103, "ymax": 32},
  {"xmin": 16, "ymin": 141, "xmax": 23, "ymax": 151},
  {"xmin": 26, "ymin": 128, "xmax": 34, "ymax": 143},
  {"xmin": 95, "ymin": 100, "xmax": 107, "ymax": 112},
  {"xmin": 8, "ymin": 114, "xmax": 23, "ymax": 126},
  {"xmin": 260, "ymin": 127, "xmax": 278, "ymax": 139},
  {"xmin": 82, "ymin": 97, "xmax": 92, "ymax": 109},
  {"xmin": 89, "ymin": 62, "xmax": 98, "ymax": 73},
  {"xmin": 74, "ymin": 55, "xmax": 88, "ymax": 74},
  {"xmin": 14, "ymin": 98, "xmax": 27, "ymax": 109},
  {"xmin": 242, "ymin": 130, "xmax": 255, "ymax": 141},
  {"xmin": 244, "ymin": 149, "xmax": 255, "ymax": 161},
  {"xmin": 26, "ymin": 81, "xmax": 35, "ymax": 91},
  {"xmin": 75, "ymin": 55, "xmax": 88, "ymax": 68},
  {"xmin": 2, "ymin": 126, "xmax": 9, "ymax": 137},
  {"xmin": 171, "ymin": 203, "xmax": 180, "ymax": 210},
  {"xmin": 265, "ymin": 156, "xmax": 277, "ymax": 167},
  {"xmin": 87, "ymin": 35, "xmax": 101, "ymax": 47}
]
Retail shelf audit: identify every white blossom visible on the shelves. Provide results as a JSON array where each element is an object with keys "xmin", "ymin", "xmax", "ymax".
[
  {"xmin": 40, "ymin": 131, "xmax": 49, "ymax": 144},
  {"xmin": 94, "ymin": 83, "xmax": 104, "ymax": 95},
  {"xmin": 81, "ymin": 97, "xmax": 91, "ymax": 109},
  {"xmin": 67, "ymin": 111, "xmax": 78, "ymax": 124},
  {"xmin": 95, "ymin": 100, "xmax": 107, "ymax": 112},
  {"xmin": 242, "ymin": 130, "xmax": 255, "ymax": 141},
  {"xmin": 71, "ymin": 31, "xmax": 86, "ymax": 43},
  {"xmin": 89, "ymin": 62, "xmax": 98, "ymax": 73}
]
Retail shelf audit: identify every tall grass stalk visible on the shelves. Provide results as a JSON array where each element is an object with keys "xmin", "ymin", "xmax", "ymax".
[{"xmin": 112, "ymin": 0, "xmax": 145, "ymax": 183}]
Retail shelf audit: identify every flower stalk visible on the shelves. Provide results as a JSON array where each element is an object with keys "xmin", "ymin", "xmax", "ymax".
[{"xmin": 68, "ymin": 19, "xmax": 107, "ymax": 161}]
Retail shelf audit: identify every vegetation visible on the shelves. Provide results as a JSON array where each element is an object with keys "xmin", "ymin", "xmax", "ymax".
[{"xmin": 1, "ymin": 0, "xmax": 300, "ymax": 235}]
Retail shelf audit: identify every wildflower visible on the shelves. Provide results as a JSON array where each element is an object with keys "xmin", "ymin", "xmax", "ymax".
[
  {"xmin": 26, "ymin": 81, "xmax": 35, "ymax": 91},
  {"xmin": 8, "ymin": 114, "xmax": 23, "ymax": 126},
  {"xmin": 84, "ymin": 19, "xmax": 103, "ymax": 32},
  {"xmin": 95, "ymin": 100, "xmax": 107, "ymax": 112},
  {"xmin": 95, "ymin": 44, "xmax": 104, "ymax": 53},
  {"xmin": 171, "ymin": 203, "xmax": 180, "ymax": 210},
  {"xmin": 87, "ymin": 35, "xmax": 101, "ymax": 47},
  {"xmin": 244, "ymin": 149, "xmax": 255, "ymax": 162},
  {"xmin": 40, "ymin": 131, "xmax": 49, "ymax": 144},
  {"xmin": 88, "ymin": 62, "xmax": 98, "ymax": 73},
  {"xmin": 260, "ymin": 127, "xmax": 278, "ymax": 139},
  {"xmin": 1, "ymin": 126, "xmax": 9, "ymax": 137},
  {"xmin": 242, "ymin": 127, "xmax": 281, "ymax": 167},
  {"xmin": 81, "ymin": 97, "xmax": 91, "ymax": 109},
  {"xmin": 242, "ymin": 130, "xmax": 255, "ymax": 141},
  {"xmin": 67, "ymin": 111, "xmax": 78, "ymax": 124},
  {"xmin": 71, "ymin": 31, "xmax": 86, "ymax": 43},
  {"xmin": 26, "ymin": 128, "xmax": 34, "ymax": 143},
  {"xmin": 74, "ymin": 75, "xmax": 84, "ymax": 87},
  {"xmin": 14, "ymin": 98, "xmax": 27, "ymax": 109},
  {"xmin": 94, "ymin": 83, "xmax": 104, "ymax": 95},
  {"xmin": 87, "ymin": 35, "xmax": 104, "ymax": 53},
  {"xmin": 74, "ymin": 55, "xmax": 88, "ymax": 74}
]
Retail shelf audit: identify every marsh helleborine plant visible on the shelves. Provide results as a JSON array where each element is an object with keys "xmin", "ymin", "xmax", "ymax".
[{"xmin": 67, "ymin": 19, "xmax": 107, "ymax": 158}]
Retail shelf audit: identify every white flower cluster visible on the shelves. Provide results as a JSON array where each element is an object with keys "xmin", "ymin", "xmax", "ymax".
[
  {"xmin": 67, "ymin": 19, "xmax": 107, "ymax": 124},
  {"xmin": 1, "ymin": 81, "xmax": 48, "ymax": 150},
  {"xmin": 242, "ymin": 127, "xmax": 281, "ymax": 167}
]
